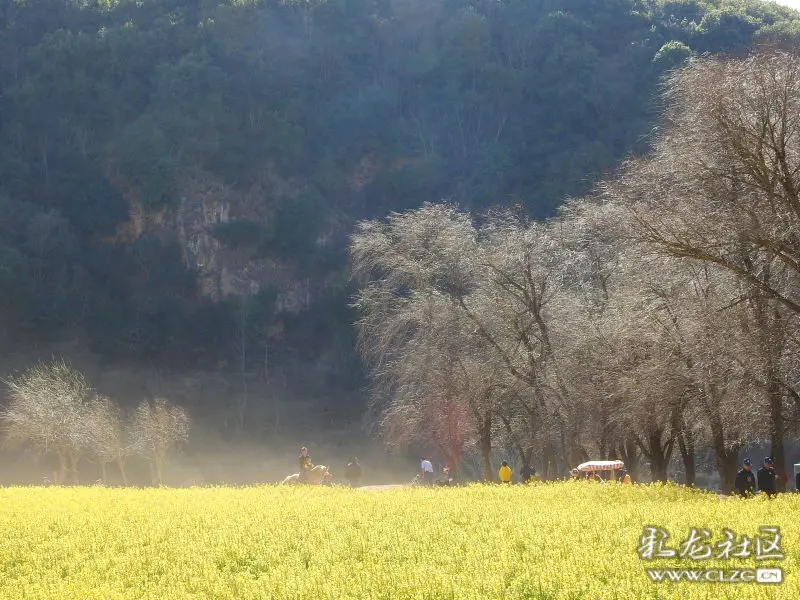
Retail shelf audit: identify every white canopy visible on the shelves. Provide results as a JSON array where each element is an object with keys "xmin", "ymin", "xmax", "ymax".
[{"xmin": 576, "ymin": 460, "xmax": 624, "ymax": 472}]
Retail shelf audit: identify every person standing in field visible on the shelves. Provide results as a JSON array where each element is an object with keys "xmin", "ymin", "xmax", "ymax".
[
  {"xmin": 734, "ymin": 458, "xmax": 755, "ymax": 497},
  {"xmin": 420, "ymin": 457, "xmax": 434, "ymax": 484},
  {"xmin": 622, "ymin": 471, "xmax": 632, "ymax": 485},
  {"xmin": 299, "ymin": 446, "xmax": 313, "ymax": 483},
  {"xmin": 345, "ymin": 457, "xmax": 362, "ymax": 487},
  {"xmin": 499, "ymin": 461, "xmax": 512, "ymax": 484},
  {"xmin": 757, "ymin": 457, "xmax": 777, "ymax": 498}
]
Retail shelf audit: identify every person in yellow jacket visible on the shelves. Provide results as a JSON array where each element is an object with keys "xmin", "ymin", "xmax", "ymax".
[{"xmin": 499, "ymin": 461, "xmax": 512, "ymax": 484}]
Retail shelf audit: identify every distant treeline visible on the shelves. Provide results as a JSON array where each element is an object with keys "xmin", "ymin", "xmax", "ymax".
[{"xmin": 2, "ymin": 359, "xmax": 189, "ymax": 485}]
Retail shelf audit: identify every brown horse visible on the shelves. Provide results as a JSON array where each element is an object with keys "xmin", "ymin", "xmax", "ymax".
[{"xmin": 281, "ymin": 464, "xmax": 332, "ymax": 485}]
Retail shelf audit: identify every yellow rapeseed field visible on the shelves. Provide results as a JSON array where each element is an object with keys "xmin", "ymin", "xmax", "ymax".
[{"xmin": 0, "ymin": 482, "xmax": 797, "ymax": 599}]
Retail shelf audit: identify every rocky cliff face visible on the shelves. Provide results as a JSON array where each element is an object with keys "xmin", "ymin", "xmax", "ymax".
[
  {"xmin": 108, "ymin": 154, "xmax": 405, "ymax": 313},
  {"xmin": 110, "ymin": 162, "xmax": 329, "ymax": 313}
]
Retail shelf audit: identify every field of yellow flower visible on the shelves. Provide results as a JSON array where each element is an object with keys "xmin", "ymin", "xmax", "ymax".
[{"xmin": 0, "ymin": 482, "xmax": 796, "ymax": 599}]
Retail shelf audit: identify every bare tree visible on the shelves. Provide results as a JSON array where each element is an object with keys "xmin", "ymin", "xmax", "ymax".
[
  {"xmin": 545, "ymin": 198, "xmax": 637, "ymax": 475},
  {"xmin": 637, "ymin": 52, "xmax": 800, "ymax": 315},
  {"xmin": 352, "ymin": 204, "xmax": 506, "ymax": 479},
  {"xmin": 353, "ymin": 204, "xmax": 590, "ymax": 479},
  {"xmin": 614, "ymin": 51, "xmax": 800, "ymax": 488},
  {"xmin": 131, "ymin": 398, "xmax": 190, "ymax": 485},
  {"xmin": 477, "ymin": 217, "xmax": 586, "ymax": 473},
  {"xmin": 84, "ymin": 395, "xmax": 134, "ymax": 484},
  {"xmin": 1, "ymin": 359, "xmax": 91, "ymax": 484}
]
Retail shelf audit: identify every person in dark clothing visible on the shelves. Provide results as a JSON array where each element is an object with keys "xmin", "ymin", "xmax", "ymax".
[
  {"xmin": 437, "ymin": 465, "xmax": 455, "ymax": 486},
  {"xmin": 734, "ymin": 458, "xmax": 756, "ymax": 497},
  {"xmin": 757, "ymin": 457, "xmax": 777, "ymax": 498},
  {"xmin": 298, "ymin": 446, "xmax": 312, "ymax": 483},
  {"xmin": 345, "ymin": 457, "xmax": 362, "ymax": 487}
]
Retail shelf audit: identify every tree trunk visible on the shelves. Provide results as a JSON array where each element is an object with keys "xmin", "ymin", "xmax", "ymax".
[
  {"xmin": 637, "ymin": 428, "xmax": 674, "ymax": 483},
  {"xmin": 558, "ymin": 421, "xmax": 569, "ymax": 475},
  {"xmin": 68, "ymin": 451, "xmax": 79, "ymax": 485},
  {"xmin": 617, "ymin": 439, "xmax": 640, "ymax": 482},
  {"xmin": 649, "ymin": 455, "xmax": 669, "ymax": 483},
  {"xmin": 677, "ymin": 427, "xmax": 696, "ymax": 487},
  {"xmin": 478, "ymin": 414, "xmax": 492, "ymax": 482},
  {"xmin": 542, "ymin": 438, "xmax": 554, "ymax": 480},
  {"xmin": 561, "ymin": 416, "xmax": 586, "ymax": 474},
  {"xmin": 767, "ymin": 378, "xmax": 786, "ymax": 492},
  {"xmin": 704, "ymin": 384, "xmax": 738, "ymax": 492},
  {"xmin": 156, "ymin": 452, "xmax": 164, "ymax": 486},
  {"xmin": 151, "ymin": 451, "xmax": 165, "ymax": 486},
  {"xmin": 57, "ymin": 452, "xmax": 68, "ymax": 485},
  {"xmin": 116, "ymin": 455, "xmax": 128, "ymax": 485},
  {"xmin": 715, "ymin": 450, "xmax": 739, "ymax": 494},
  {"xmin": 672, "ymin": 399, "xmax": 696, "ymax": 486},
  {"xmin": 747, "ymin": 298, "xmax": 787, "ymax": 492},
  {"xmin": 498, "ymin": 411, "xmax": 529, "ymax": 482}
]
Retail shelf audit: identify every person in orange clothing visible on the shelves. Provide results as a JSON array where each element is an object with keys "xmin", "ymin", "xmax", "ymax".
[{"xmin": 499, "ymin": 461, "xmax": 512, "ymax": 484}]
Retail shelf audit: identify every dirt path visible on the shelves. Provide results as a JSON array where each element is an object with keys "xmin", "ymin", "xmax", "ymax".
[{"xmin": 357, "ymin": 484, "xmax": 409, "ymax": 491}]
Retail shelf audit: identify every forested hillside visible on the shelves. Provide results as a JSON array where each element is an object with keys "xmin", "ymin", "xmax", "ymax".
[{"xmin": 1, "ymin": 0, "xmax": 798, "ymax": 430}]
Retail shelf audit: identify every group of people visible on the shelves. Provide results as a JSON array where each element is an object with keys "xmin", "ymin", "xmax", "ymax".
[
  {"xmin": 297, "ymin": 446, "xmax": 363, "ymax": 487},
  {"xmin": 497, "ymin": 460, "xmax": 537, "ymax": 483},
  {"xmin": 419, "ymin": 458, "xmax": 534, "ymax": 485},
  {"xmin": 423, "ymin": 458, "xmax": 631, "ymax": 484},
  {"xmin": 565, "ymin": 467, "xmax": 632, "ymax": 483},
  {"xmin": 418, "ymin": 458, "xmax": 454, "ymax": 485},
  {"xmin": 300, "ymin": 448, "xmax": 798, "ymax": 493},
  {"xmin": 498, "ymin": 461, "xmax": 540, "ymax": 484},
  {"xmin": 733, "ymin": 456, "xmax": 793, "ymax": 498},
  {"xmin": 501, "ymin": 462, "xmax": 634, "ymax": 484}
]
